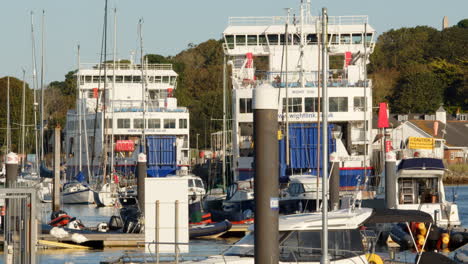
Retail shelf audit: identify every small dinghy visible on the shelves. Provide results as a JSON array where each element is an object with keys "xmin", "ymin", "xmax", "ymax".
[{"xmin": 189, "ymin": 220, "xmax": 232, "ymax": 239}]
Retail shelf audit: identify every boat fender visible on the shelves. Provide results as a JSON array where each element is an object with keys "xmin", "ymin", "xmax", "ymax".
[
  {"xmin": 97, "ymin": 222, "xmax": 109, "ymax": 232},
  {"xmin": 437, "ymin": 233, "xmax": 450, "ymax": 252},
  {"xmin": 67, "ymin": 219, "xmax": 84, "ymax": 230},
  {"xmin": 365, "ymin": 253, "xmax": 383, "ymax": 264},
  {"xmin": 390, "ymin": 224, "xmax": 413, "ymax": 249}
]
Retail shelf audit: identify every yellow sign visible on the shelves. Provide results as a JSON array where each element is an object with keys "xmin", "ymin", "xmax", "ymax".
[{"xmin": 408, "ymin": 137, "xmax": 434, "ymax": 150}]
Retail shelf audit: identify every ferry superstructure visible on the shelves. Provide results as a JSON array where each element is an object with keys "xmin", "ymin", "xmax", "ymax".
[
  {"xmin": 223, "ymin": 2, "xmax": 376, "ymax": 188},
  {"xmin": 65, "ymin": 62, "xmax": 190, "ymax": 179}
]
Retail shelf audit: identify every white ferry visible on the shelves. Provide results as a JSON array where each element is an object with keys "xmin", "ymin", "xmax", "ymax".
[
  {"xmin": 64, "ymin": 61, "xmax": 190, "ymax": 180},
  {"xmin": 222, "ymin": 1, "xmax": 376, "ymax": 190}
]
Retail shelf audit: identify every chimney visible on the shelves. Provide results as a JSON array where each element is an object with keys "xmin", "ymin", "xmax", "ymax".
[{"xmin": 436, "ymin": 105, "xmax": 446, "ymax": 124}]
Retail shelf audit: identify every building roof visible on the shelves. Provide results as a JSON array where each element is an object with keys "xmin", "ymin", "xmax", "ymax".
[
  {"xmin": 408, "ymin": 120, "xmax": 445, "ymax": 139},
  {"xmin": 445, "ymin": 121, "xmax": 468, "ymax": 147}
]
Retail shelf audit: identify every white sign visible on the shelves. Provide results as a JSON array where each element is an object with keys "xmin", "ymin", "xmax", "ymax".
[{"xmin": 270, "ymin": 197, "xmax": 279, "ymax": 211}]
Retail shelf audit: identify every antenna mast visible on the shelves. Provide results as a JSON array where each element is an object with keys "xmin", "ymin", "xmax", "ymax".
[
  {"xmin": 138, "ymin": 19, "xmax": 147, "ymax": 153},
  {"xmin": 40, "ymin": 10, "xmax": 45, "ymax": 161},
  {"xmin": 6, "ymin": 77, "xmax": 11, "ymax": 154},
  {"xmin": 30, "ymin": 11, "xmax": 40, "ymax": 173}
]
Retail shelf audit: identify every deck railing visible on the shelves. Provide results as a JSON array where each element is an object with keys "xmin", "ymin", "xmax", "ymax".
[
  {"xmin": 79, "ymin": 63, "xmax": 173, "ymax": 71},
  {"xmin": 228, "ymin": 15, "xmax": 368, "ymax": 26}
]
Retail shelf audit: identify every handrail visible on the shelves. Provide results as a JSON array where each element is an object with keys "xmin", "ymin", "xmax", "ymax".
[
  {"xmin": 228, "ymin": 15, "xmax": 368, "ymax": 26},
  {"xmin": 79, "ymin": 63, "xmax": 173, "ymax": 71}
]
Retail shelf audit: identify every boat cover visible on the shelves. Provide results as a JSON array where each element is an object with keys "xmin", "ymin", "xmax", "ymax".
[
  {"xmin": 397, "ymin": 158, "xmax": 444, "ymax": 171},
  {"xmin": 364, "ymin": 209, "xmax": 433, "ymax": 224}
]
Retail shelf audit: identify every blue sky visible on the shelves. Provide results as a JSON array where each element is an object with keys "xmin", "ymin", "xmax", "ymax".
[{"xmin": 1, "ymin": 0, "xmax": 466, "ymax": 85}]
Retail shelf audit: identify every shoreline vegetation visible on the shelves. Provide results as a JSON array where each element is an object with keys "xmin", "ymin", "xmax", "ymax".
[{"xmin": 444, "ymin": 164, "xmax": 468, "ymax": 184}]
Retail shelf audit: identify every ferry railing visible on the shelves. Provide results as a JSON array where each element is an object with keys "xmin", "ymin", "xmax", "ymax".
[
  {"xmin": 79, "ymin": 62, "xmax": 173, "ymax": 71},
  {"xmin": 228, "ymin": 15, "xmax": 368, "ymax": 26}
]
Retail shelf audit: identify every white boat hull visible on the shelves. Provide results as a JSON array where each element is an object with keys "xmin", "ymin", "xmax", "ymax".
[{"xmin": 62, "ymin": 189, "xmax": 95, "ymax": 204}]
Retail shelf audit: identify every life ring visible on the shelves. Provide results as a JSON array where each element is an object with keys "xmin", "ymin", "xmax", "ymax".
[{"xmin": 366, "ymin": 253, "xmax": 383, "ymax": 264}]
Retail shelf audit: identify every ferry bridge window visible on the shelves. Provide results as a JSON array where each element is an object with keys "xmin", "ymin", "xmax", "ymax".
[
  {"xmin": 162, "ymin": 76, "xmax": 169, "ymax": 83},
  {"xmin": 170, "ymin": 76, "xmax": 176, "ymax": 85},
  {"xmin": 283, "ymin": 98, "xmax": 303, "ymax": 113},
  {"xmin": 239, "ymin": 98, "xmax": 252, "ymax": 113},
  {"xmin": 235, "ymin": 35, "xmax": 246, "ymax": 46},
  {"xmin": 280, "ymin": 34, "xmax": 293, "ymax": 45},
  {"xmin": 133, "ymin": 119, "xmax": 144, "ymax": 129},
  {"xmin": 164, "ymin": 119, "xmax": 176, "ymax": 129},
  {"xmin": 85, "ymin": 76, "xmax": 92, "ymax": 83},
  {"xmin": 179, "ymin": 119, "xmax": 188, "ymax": 129},
  {"xmin": 117, "ymin": 118, "xmax": 130, "ymax": 129},
  {"xmin": 149, "ymin": 90, "xmax": 157, "ymax": 100},
  {"xmin": 148, "ymin": 119, "xmax": 161, "ymax": 129},
  {"xmin": 306, "ymin": 34, "xmax": 317, "ymax": 44},
  {"xmin": 259, "ymin": 35, "xmax": 267, "ymax": 46},
  {"xmin": 133, "ymin": 76, "xmax": 141, "ymax": 83},
  {"xmin": 340, "ymin": 34, "xmax": 351, "ymax": 44},
  {"xmin": 305, "ymin": 97, "xmax": 321, "ymax": 112},
  {"xmin": 93, "ymin": 76, "xmax": 100, "ymax": 83},
  {"xmin": 267, "ymin": 34, "xmax": 279, "ymax": 45},
  {"xmin": 247, "ymin": 35, "xmax": 257, "ymax": 46},
  {"xmin": 329, "ymin": 97, "xmax": 348, "ymax": 112},
  {"xmin": 365, "ymin": 33, "xmax": 373, "ymax": 47},
  {"xmin": 115, "ymin": 76, "xmax": 123, "ymax": 83},
  {"xmin": 330, "ymin": 34, "xmax": 339, "ymax": 44},
  {"xmin": 352, "ymin": 34, "xmax": 362, "ymax": 44},
  {"xmin": 225, "ymin": 35, "xmax": 234, "ymax": 49},
  {"xmin": 105, "ymin": 118, "xmax": 113, "ymax": 129},
  {"xmin": 79, "ymin": 76, "xmax": 85, "ymax": 85},
  {"xmin": 148, "ymin": 76, "xmax": 154, "ymax": 83},
  {"xmin": 124, "ymin": 76, "xmax": 132, "ymax": 83},
  {"xmin": 353, "ymin": 96, "xmax": 365, "ymax": 111},
  {"xmin": 155, "ymin": 76, "xmax": 162, "ymax": 83},
  {"xmin": 293, "ymin": 34, "xmax": 301, "ymax": 45}
]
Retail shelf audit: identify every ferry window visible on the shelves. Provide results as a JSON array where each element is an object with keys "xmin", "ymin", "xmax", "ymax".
[
  {"xmin": 179, "ymin": 119, "xmax": 188, "ymax": 129},
  {"xmin": 162, "ymin": 76, "xmax": 169, "ymax": 83},
  {"xmin": 79, "ymin": 76, "xmax": 84, "ymax": 85},
  {"xmin": 225, "ymin": 35, "xmax": 234, "ymax": 49},
  {"xmin": 133, "ymin": 119, "xmax": 144, "ymax": 129},
  {"xmin": 259, "ymin": 35, "xmax": 267, "ymax": 46},
  {"xmin": 352, "ymin": 34, "xmax": 362, "ymax": 44},
  {"xmin": 239, "ymin": 98, "xmax": 252, "ymax": 113},
  {"xmin": 148, "ymin": 76, "xmax": 154, "ymax": 83},
  {"xmin": 267, "ymin": 34, "xmax": 279, "ymax": 45},
  {"xmin": 149, "ymin": 90, "xmax": 157, "ymax": 100},
  {"xmin": 85, "ymin": 76, "xmax": 92, "ymax": 83},
  {"xmin": 117, "ymin": 119, "xmax": 130, "ymax": 129},
  {"xmin": 329, "ymin": 97, "xmax": 348, "ymax": 112},
  {"xmin": 170, "ymin": 76, "xmax": 176, "ymax": 85},
  {"xmin": 105, "ymin": 118, "xmax": 113, "ymax": 129},
  {"xmin": 282, "ymin": 98, "xmax": 303, "ymax": 113},
  {"xmin": 115, "ymin": 76, "xmax": 123, "ymax": 83},
  {"xmin": 148, "ymin": 119, "xmax": 161, "ymax": 129},
  {"xmin": 106, "ymin": 76, "xmax": 113, "ymax": 83},
  {"xmin": 280, "ymin": 34, "xmax": 293, "ymax": 45},
  {"xmin": 293, "ymin": 34, "xmax": 301, "ymax": 45},
  {"xmin": 235, "ymin": 35, "xmax": 246, "ymax": 46},
  {"xmin": 164, "ymin": 119, "xmax": 176, "ymax": 129},
  {"xmin": 306, "ymin": 34, "xmax": 317, "ymax": 44},
  {"xmin": 93, "ymin": 76, "xmax": 100, "ymax": 83},
  {"xmin": 247, "ymin": 35, "xmax": 257, "ymax": 46},
  {"xmin": 330, "ymin": 34, "xmax": 339, "ymax": 44},
  {"xmin": 87, "ymin": 91, "xmax": 94, "ymax": 99},
  {"xmin": 124, "ymin": 76, "xmax": 132, "ymax": 83},
  {"xmin": 365, "ymin": 33, "xmax": 373, "ymax": 47},
  {"xmin": 133, "ymin": 76, "xmax": 141, "ymax": 83},
  {"xmin": 155, "ymin": 76, "xmax": 162, "ymax": 83},
  {"xmin": 305, "ymin": 97, "xmax": 321, "ymax": 112},
  {"xmin": 353, "ymin": 97, "xmax": 365, "ymax": 111},
  {"xmin": 340, "ymin": 34, "xmax": 351, "ymax": 44}
]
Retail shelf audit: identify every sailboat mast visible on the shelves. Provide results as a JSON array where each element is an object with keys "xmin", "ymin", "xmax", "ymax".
[
  {"xmin": 101, "ymin": 0, "xmax": 109, "ymax": 183},
  {"xmin": 40, "ymin": 10, "xmax": 45, "ymax": 161},
  {"xmin": 138, "ymin": 19, "xmax": 147, "ymax": 153},
  {"xmin": 320, "ymin": 7, "xmax": 330, "ymax": 264},
  {"xmin": 30, "ymin": 11, "xmax": 40, "ymax": 173},
  {"xmin": 77, "ymin": 45, "xmax": 82, "ymax": 172},
  {"xmin": 21, "ymin": 70, "xmax": 27, "ymax": 171},
  {"xmin": 110, "ymin": 7, "xmax": 117, "ymax": 177},
  {"xmin": 6, "ymin": 77, "xmax": 11, "ymax": 154},
  {"xmin": 285, "ymin": 8, "xmax": 291, "ymax": 166},
  {"xmin": 222, "ymin": 55, "xmax": 227, "ymax": 191}
]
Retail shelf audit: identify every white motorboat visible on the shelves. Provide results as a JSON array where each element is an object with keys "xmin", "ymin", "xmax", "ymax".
[
  {"xmin": 94, "ymin": 182, "xmax": 119, "ymax": 207},
  {"xmin": 167, "ymin": 168, "xmax": 206, "ymax": 204},
  {"xmin": 62, "ymin": 181, "xmax": 95, "ymax": 204},
  {"xmin": 280, "ymin": 175, "xmax": 322, "ymax": 214}
]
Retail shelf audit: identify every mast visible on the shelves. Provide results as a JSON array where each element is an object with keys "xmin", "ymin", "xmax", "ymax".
[
  {"xmin": 320, "ymin": 7, "xmax": 330, "ymax": 264},
  {"xmin": 101, "ymin": 0, "xmax": 109, "ymax": 183},
  {"xmin": 30, "ymin": 11, "xmax": 40, "ymax": 173},
  {"xmin": 285, "ymin": 8, "xmax": 291, "ymax": 166},
  {"xmin": 110, "ymin": 7, "xmax": 117, "ymax": 177},
  {"xmin": 138, "ymin": 19, "xmax": 147, "ymax": 154},
  {"xmin": 21, "ymin": 70, "xmax": 27, "ymax": 171},
  {"xmin": 363, "ymin": 23, "xmax": 368, "ymax": 178},
  {"xmin": 6, "ymin": 77, "xmax": 11, "ymax": 154},
  {"xmin": 40, "ymin": 10, "xmax": 45, "ymax": 161},
  {"xmin": 222, "ymin": 55, "xmax": 227, "ymax": 191},
  {"xmin": 77, "ymin": 45, "xmax": 82, "ymax": 172},
  {"xmin": 315, "ymin": 17, "xmax": 321, "ymax": 212}
]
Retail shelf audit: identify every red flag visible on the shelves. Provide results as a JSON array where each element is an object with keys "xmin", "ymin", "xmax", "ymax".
[{"xmin": 378, "ymin": 103, "xmax": 389, "ymax": 128}]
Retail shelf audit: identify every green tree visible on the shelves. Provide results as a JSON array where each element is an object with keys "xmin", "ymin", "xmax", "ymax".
[{"xmin": 457, "ymin": 19, "xmax": 468, "ymax": 29}]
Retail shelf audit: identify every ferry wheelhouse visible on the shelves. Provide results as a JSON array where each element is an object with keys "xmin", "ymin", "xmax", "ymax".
[
  {"xmin": 223, "ymin": 3, "xmax": 376, "ymax": 190},
  {"xmin": 65, "ymin": 62, "xmax": 190, "ymax": 179}
]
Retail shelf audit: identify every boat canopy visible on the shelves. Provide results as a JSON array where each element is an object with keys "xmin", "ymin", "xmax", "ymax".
[
  {"xmin": 364, "ymin": 209, "xmax": 433, "ymax": 224},
  {"xmin": 397, "ymin": 158, "xmax": 444, "ymax": 171}
]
